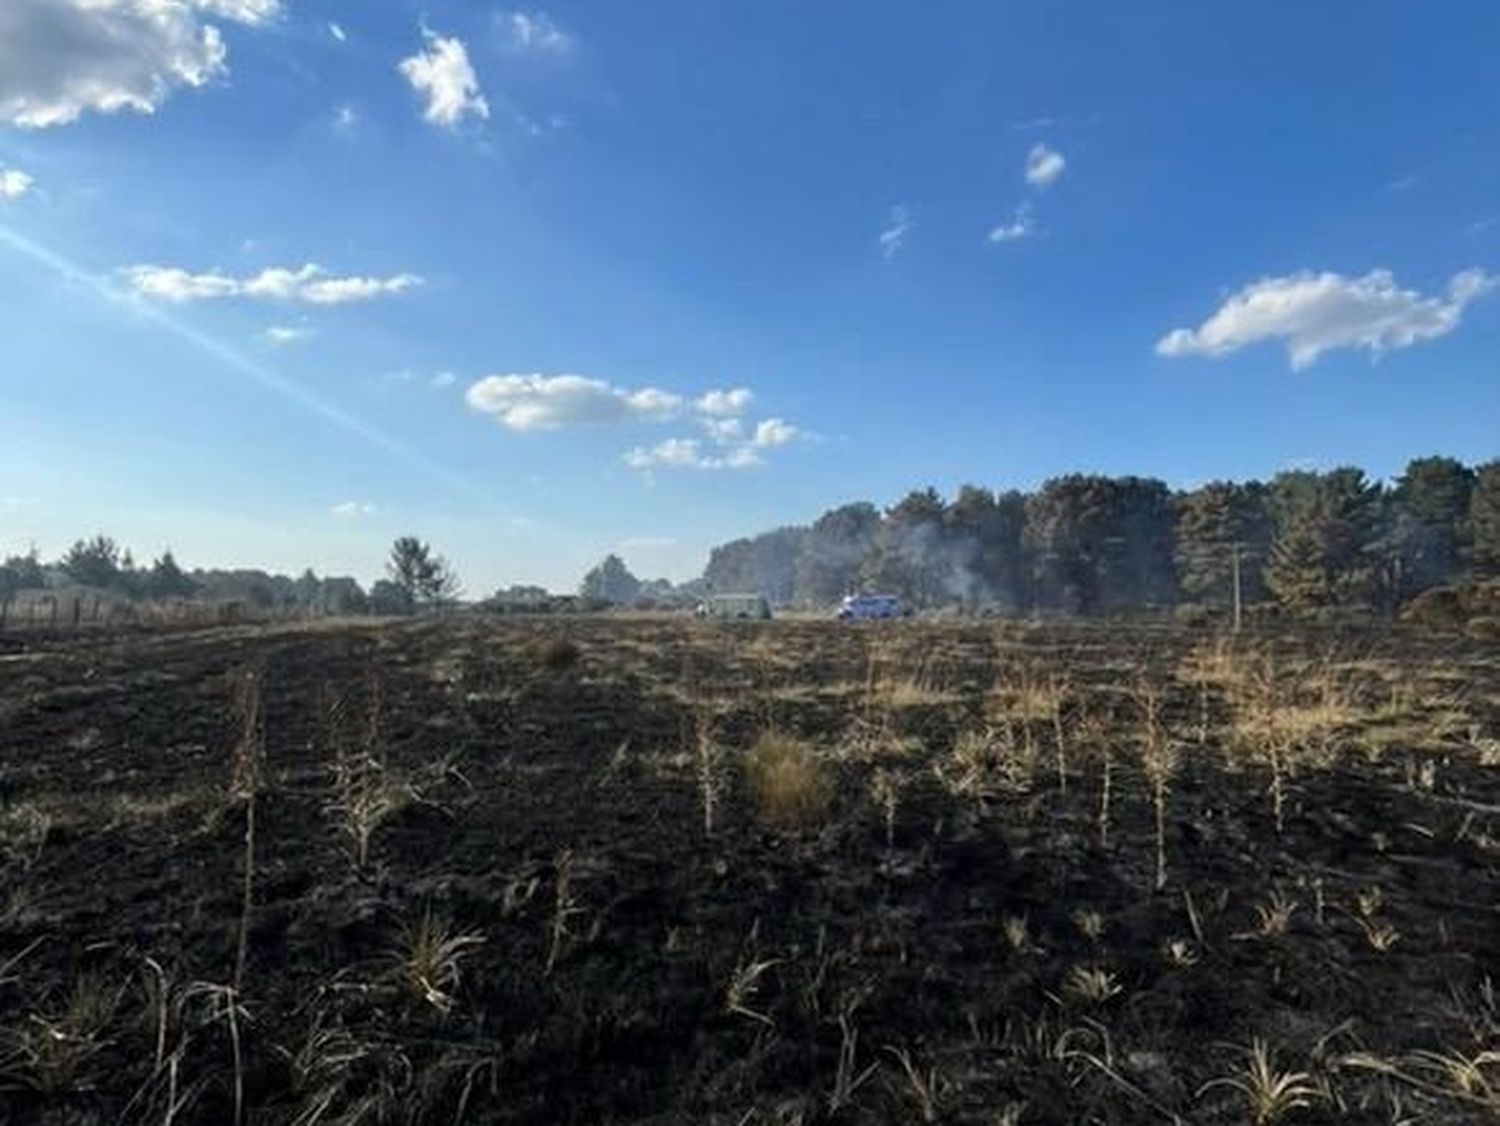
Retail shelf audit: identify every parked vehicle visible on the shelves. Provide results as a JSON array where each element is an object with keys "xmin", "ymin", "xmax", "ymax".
[
  {"xmin": 835, "ymin": 593, "xmax": 907, "ymax": 620},
  {"xmin": 695, "ymin": 593, "xmax": 772, "ymax": 620}
]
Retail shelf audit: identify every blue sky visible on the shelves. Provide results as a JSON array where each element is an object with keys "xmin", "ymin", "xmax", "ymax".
[{"xmin": 2, "ymin": 1, "xmax": 1498, "ymax": 592}]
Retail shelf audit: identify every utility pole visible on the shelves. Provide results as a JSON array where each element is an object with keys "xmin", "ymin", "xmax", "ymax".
[{"xmin": 1231, "ymin": 542, "xmax": 1243, "ymax": 634}]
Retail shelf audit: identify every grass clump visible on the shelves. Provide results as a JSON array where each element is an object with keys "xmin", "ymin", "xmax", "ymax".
[
  {"xmin": 744, "ymin": 732, "xmax": 833, "ymax": 828},
  {"xmin": 534, "ymin": 636, "xmax": 581, "ymax": 672}
]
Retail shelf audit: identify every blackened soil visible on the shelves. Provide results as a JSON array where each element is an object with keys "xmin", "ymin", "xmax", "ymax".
[{"xmin": 0, "ymin": 616, "xmax": 1497, "ymax": 1125}]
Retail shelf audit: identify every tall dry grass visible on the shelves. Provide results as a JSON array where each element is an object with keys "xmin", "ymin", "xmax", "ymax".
[{"xmin": 744, "ymin": 732, "xmax": 834, "ymax": 828}]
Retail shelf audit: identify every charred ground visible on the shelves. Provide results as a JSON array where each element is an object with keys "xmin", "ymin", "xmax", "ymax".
[{"xmin": 0, "ymin": 617, "xmax": 1497, "ymax": 1124}]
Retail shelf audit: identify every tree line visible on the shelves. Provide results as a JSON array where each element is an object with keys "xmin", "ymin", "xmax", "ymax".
[
  {"xmin": 0, "ymin": 534, "xmax": 462, "ymax": 618},
  {"xmin": 702, "ymin": 456, "xmax": 1500, "ymax": 617}
]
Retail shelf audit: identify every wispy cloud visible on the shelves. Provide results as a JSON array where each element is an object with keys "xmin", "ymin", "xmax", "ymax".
[
  {"xmin": 399, "ymin": 28, "xmax": 488, "ymax": 130},
  {"xmin": 466, "ymin": 374, "xmax": 683, "ymax": 430},
  {"xmin": 1157, "ymin": 267, "xmax": 1495, "ymax": 369},
  {"xmin": 462, "ymin": 371, "xmax": 797, "ymax": 471},
  {"xmin": 878, "ymin": 205, "xmax": 913, "ymax": 260},
  {"xmin": 0, "ymin": 168, "xmax": 32, "ymax": 201},
  {"xmin": 263, "ymin": 324, "xmax": 312, "ymax": 345},
  {"xmin": 382, "ymin": 369, "xmax": 456, "ymax": 388},
  {"xmin": 1388, "ymin": 174, "xmax": 1419, "ymax": 192},
  {"xmin": 623, "ymin": 414, "xmax": 800, "ymax": 472},
  {"xmin": 124, "ymin": 263, "xmax": 423, "ymax": 305},
  {"xmin": 330, "ymin": 500, "xmax": 377, "ymax": 517},
  {"xmin": 987, "ymin": 201, "xmax": 1035, "ymax": 243},
  {"xmin": 623, "ymin": 438, "xmax": 762, "ymax": 471},
  {"xmin": 751, "ymin": 418, "xmax": 799, "ymax": 448},
  {"xmin": 1024, "ymin": 143, "xmax": 1066, "ymax": 189},
  {"xmin": 501, "ymin": 10, "xmax": 572, "ymax": 53},
  {"xmin": 465, "ymin": 374, "xmax": 765, "ymax": 431},
  {"xmin": 0, "ymin": 0, "xmax": 281, "ymax": 128},
  {"xmin": 328, "ymin": 21, "xmax": 347, "ymax": 43},
  {"xmin": 695, "ymin": 387, "xmax": 753, "ymax": 417}
]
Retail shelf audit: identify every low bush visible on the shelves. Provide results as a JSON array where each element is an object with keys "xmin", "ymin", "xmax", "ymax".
[
  {"xmin": 743, "ymin": 732, "xmax": 833, "ymax": 828},
  {"xmin": 534, "ymin": 637, "xmax": 581, "ymax": 671}
]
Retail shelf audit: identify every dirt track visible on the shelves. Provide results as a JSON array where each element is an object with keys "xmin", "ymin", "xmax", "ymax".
[{"xmin": 1, "ymin": 617, "xmax": 1497, "ymax": 1124}]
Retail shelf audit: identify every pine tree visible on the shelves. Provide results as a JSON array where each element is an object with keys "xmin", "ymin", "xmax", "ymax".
[
  {"xmin": 62, "ymin": 535, "xmax": 122, "ymax": 590},
  {"xmin": 1024, "ymin": 476, "xmax": 1176, "ymax": 615},
  {"xmin": 1471, "ymin": 460, "xmax": 1500, "ymax": 579},
  {"xmin": 580, "ymin": 554, "xmax": 641, "ymax": 604},
  {"xmin": 147, "ymin": 550, "xmax": 197, "ymax": 599},
  {"xmin": 1175, "ymin": 481, "xmax": 1272, "ymax": 608},
  {"xmin": 794, "ymin": 503, "xmax": 880, "ymax": 604},
  {"xmin": 862, "ymin": 488, "xmax": 948, "ymax": 606},
  {"xmin": 1264, "ymin": 469, "xmax": 1383, "ymax": 609},
  {"xmin": 1387, "ymin": 456, "xmax": 1474, "ymax": 598}
]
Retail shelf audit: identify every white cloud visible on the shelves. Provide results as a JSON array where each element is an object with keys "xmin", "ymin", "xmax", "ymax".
[
  {"xmin": 330, "ymin": 501, "xmax": 377, "ymax": 517},
  {"xmin": 464, "ymin": 372, "xmax": 801, "ymax": 469},
  {"xmin": 263, "ymin": 325, "xmax": 312, "ymax": 345},
  {"xmin": 1024, "ymin": 143, "xmax": 1065, "ymax": 189},
  {"xmin": 466, "ymin": 374, "xmax": 683, "ymax": 431},
  {"xmin": 987, "ymin": 201, "xmax": 1034, "ymax": 243},
  {"xmin": 299, "ymin": 273, "xmax": 422, "ymax": 304},
  {"xmin": 0, "ymin": 169, "xmax": 34, "ymax": 200},
  {"xmin": 0, "ymin": 0, "xmax": 279, "ymax": 128},
  {"xmin": 124, "ymin": 263, "xmax": 423, "ymax": 304},
  {"xmin": 333, "ymin": 103, "xmax": 357, "ymax": 131},
  {"xmin": 703, "ymin": 417, "xmax": 743, "ymax": 441},
  {"xmin": 752, "ymin": 418, "xmax": 799, "ymax": 448},
  {"xmin": 624, "ymin": 412, "xmax": 800, "ymax": 473},
  {"xmin": 328, "ymin": 21, "xmax": 346, "ymax": 42},
  {"xmin": 125, "ymin": 265, "xmax": 241, "ymax": 301},
  {"xmin": 502, "ymin": 10, "xmax": 572, "ymax": 53},
  {"xmin": 399, "ymin": 28, "xmax": 488, "ymax": 130},
  {"xmin": 879, "ymin": 205, "xmax": 913, "ymax": 259},
  {"xmin": 384, "ymin": 369, "xmax": 458, "ymax": 389},
  {"xmin": 695, "ymin": 387, "xmax": 753, "ymax": 417},
  {"xmin": 1157, "ymin": 268, "xmax": 1496, "ymax": 370},
  {"xmin": 623, "ymin": 438, "xmax": 762, "ymax": 472}
]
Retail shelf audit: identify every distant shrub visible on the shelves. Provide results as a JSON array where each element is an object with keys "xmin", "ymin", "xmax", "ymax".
[
  {"xmin": 1466, "ymin": 616, "xmax": 1500, "ymax": 642},
  {"xmin": 1400, "ymin": 580, "xmax": 1500, "ymax": 633},
  {"xmin": 1245, "ymin": 603, "xmax": 1286, "ymax": 625},
  {"xmin": 1400, "ymin": 586, "xmax": 1465, "ymax": 630},
  {"xmin": 744, "ymin": 732, "xmax": 833, "ymax": 828},
  {"xmin": 1308, "ymin": 605, "xmax": 1377, "ymax": 629},
  {"xmin": 534, "ymin": 637, "xmax": 581, "ymax": 671},
  {"xmin": 1469, "ymin": 580, "xmax": 1500, "ymax": 617},
  {"xmin": 1172, "ymin": 603, "xmax": 1219, "ymax": 628}
]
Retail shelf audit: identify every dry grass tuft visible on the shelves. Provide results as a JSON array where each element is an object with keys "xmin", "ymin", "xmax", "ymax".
[
  {"xmin": 1061, "ymin": 965, "xmax": 1124, "ymax": 1006},
  {"xmin": 1200, "ymin": 1039, "xmax": 1322, "ymax": 1124},
  {"xmin": 390, "ymin": 913, "xmax": 484, "ymax": 1014},
  {"xmin": 744, "ymin": 732, "xmax": 834, "ymax": 828},
  {"xmin": 533, "ymin": 636, "xmax": 581, "ymax": 672}
]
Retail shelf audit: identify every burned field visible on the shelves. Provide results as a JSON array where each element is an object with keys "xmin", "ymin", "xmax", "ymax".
[{"xmin": 1, "ymin": 618, "xmax": 1498, "ymax": 1125}]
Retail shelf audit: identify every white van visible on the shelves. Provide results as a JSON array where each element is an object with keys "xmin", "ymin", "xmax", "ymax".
[
  {"xmin": 695, "ymin": 593, "xmax": 772, "ymax": 620},
  {"xmin": 835, "ymin": 593, "xmax": 906, "ymax": 620}
]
